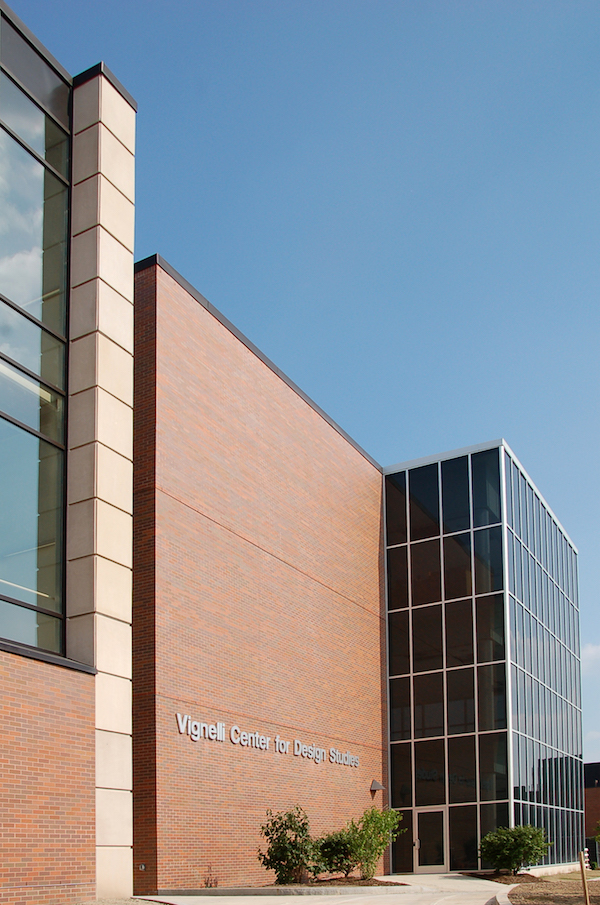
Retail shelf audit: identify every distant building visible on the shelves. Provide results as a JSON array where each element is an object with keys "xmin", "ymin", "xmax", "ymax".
[
  {"xmin": 585, "ymin": 763, "xmax": 600, "ymax": 838},
  {"xmin": 0, "ymin": 2, "xmax": 584, "ymax": 902}
]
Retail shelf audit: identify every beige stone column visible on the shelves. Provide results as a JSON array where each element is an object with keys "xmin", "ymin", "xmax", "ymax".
[{"xmin": 67, "ymin": 64, "xmax": 136, "ymax": 899}]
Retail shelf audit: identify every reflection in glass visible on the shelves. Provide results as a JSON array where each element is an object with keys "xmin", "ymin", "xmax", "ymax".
[
  {"xmin": 476, "ymin": 594, "xmax": 505, "ymax": 662},
  {"xmin": 448, "ymin": 736, "xmax": 477, "ymax": 803},
  {"xmin": 0, "ymin": 19, "xmax": 70, "ymax": 126},
  {"xmin": 412, "ymin": 605, "xmax": 443, "ymax": 672},
  {"xmin": 472, "ymin": 448, "xmax": 501, "ymax": 527},
  {"xmin": 411, "ymin": 539, "xmax": 441, "ymax": 605},
  {"xmin": 0, "ymin": 73, "xmax": 68, "ymax": 176},
  {"xmin": 392, "ymin": 811, "xmax": 413, "ymax": 872},
  {"xmin": 479, "ymin": 733, "xmax": 508, "ymax": 801},
  {"xmin": 0, "ymin": 130, "xmax": 67, "ymax": 333},
  {"xmin": 0, "ymin": 358, "xmax": 63, "ymax": 441},
  {"xmin": 415, "ymin": 738, "xmax": 445, "ymax": 806},
  {"xmin": 385, "ymin": 472, "xmax": 406, "ymax": 545},
  {"xmin": 446, "ymin": 599, "xmax": 473, "ymax": 667},
  {"xmin": 390, "ymin": 676, "xmax": 411, "ymax": 740},
  {"xmin": 442, "ymin": 456, "xmax": 470, "ymax": 533},
  {"xmin": 414, "ymin": 672, "xmax": 444, "ymax": 738},
  {"xmin": 447, "ymin": 667, "xmax": 475, "ymax": 734},
  {"xmin": 391, "ymin": 743, "xmax": 412, "ymax": 807},
  {"xmin": 478, "ymin": 663, "xmax": 507, "ymax": 731},
  {"xmin": 0, "ymin": 298, "xmax": 64, "ymax": 388},
  {"xmin": 0, "ymin": 597, "xmax": 61, "ymax": 652},
  {"xmin": 449, "ymin": 805, "xmax": 477, "ymax": 870},
  {"xmin": 480, "ymin": 803, "xmax": 510, "ymax": 868},
  {"xmin": 418, "ymin": 811, "xmax": 444, "ymax": 866},
  {"xmin": 474, "ymin": 527, "xmax": 503, "ymax": 593},
  {"xmin": 387, "ymin": 545, "xmax": 408, "ymax": 610},
  {"xmin": 0, "ymin": 416, "xmax": 63, "ymax": 613},
  {"xmin": 444, "ymin": 532, "xmax": 471, "ymax": 599},
  {"xmin": 409, "ymin": 463, "xmax": 439, "ymax": 540},
  {"xmin": 388, "ymin": 610, "xmax": 409, "ymax": 676}
]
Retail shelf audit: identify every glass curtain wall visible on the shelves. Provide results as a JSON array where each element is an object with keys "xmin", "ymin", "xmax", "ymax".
[
  {"xmin": 505, "ymin": 450, "xmax": 583, "ymax": 866},
  {"xmin": 385, "ymin": 443, "xmax": 582, "ymax": 872},
  {"xmin": 0, "ymin": 12, "xmax": 70, "ymax": 654}
]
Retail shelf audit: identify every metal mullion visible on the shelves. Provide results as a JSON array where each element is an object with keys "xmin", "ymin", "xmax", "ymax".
[
  {"xmin": 0, "ymin": 410, "xmax": 65, "ymax": 450},
  {"xmin": 0, "ymin": 62, "xmax": 70, "ymax": 132},
  {"xmin": 0, "ymin": 350, "xmax": 65, "ymax": 397},
  {"xmin": 0, "ymin": 591, "xmax": 64, "ymax": 621},
  {"xmin": 0, "ymin": 291, "xmax": 67, "ymax": 342},
  {"xmin": 0, "ymin": 119, "xmax": 69, "ymax": 185}
]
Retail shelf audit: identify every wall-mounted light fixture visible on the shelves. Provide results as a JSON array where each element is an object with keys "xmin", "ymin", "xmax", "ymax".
[{"xmin": 370, "ymin": 780, "xmax": 385, "ymax": 792}]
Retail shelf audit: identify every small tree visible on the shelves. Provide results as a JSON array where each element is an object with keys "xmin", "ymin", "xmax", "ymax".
[
  {"xmin": 258, "ymin": 807, "xmax": 314, "ymax": 884},
  {"xmin": 350, "ymin": 807, "xmax": 404, "ymax": 880},
  {"xmin": 480, "ymin": 825, "xmax": 550, "ymax": 875},
  {"xmin": 319, "ymin": 828, "xmax": 360, "ymax": 878}
]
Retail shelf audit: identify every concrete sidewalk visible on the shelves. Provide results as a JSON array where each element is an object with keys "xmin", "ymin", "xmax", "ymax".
[{"xmin": 136, "ymin": 873, "xmax": 515, "ymax": 905}]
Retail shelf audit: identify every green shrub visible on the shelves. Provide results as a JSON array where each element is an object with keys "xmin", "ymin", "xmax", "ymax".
[
  {"xmin": 350, "ymin": 807, "xmax": 404, "ymax": 880},
  {"xmin": 319, "ymin": 828, "xmax": 360, "ymax": 877},
  {"xmin": 479, "ymin": 825, "xmax": 550, "ymax": 874},
  {"xmin": 258, "ymin": 807, "xmax": 314, "ymax": 884}
]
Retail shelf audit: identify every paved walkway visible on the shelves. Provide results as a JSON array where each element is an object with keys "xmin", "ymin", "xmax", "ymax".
[{"xmin": 137, "ymin": 874, "xmax": 514, "ymax": 905}]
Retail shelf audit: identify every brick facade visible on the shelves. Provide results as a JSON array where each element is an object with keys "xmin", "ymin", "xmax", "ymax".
[
  {"xmin": 133, "ymin": 261, "xmax": 387, "ymax": 891},
  {"xmin": 0, "ymin": 652, "xmax": 95, "ymax": 905}
]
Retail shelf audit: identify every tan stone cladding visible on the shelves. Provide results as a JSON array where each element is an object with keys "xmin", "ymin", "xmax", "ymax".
[
  {"xmin": 0, "ymin": 651, "xmax": 95, "ymax": 905},
  {"xmin": 133, "ymin": 262, "xmax": 387, "ymax": 891}
]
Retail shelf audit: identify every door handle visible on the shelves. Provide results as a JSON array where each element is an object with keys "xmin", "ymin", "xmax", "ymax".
[{"xmin": 414, "ymin": 838, "xmax": 421, "ymax": 849}]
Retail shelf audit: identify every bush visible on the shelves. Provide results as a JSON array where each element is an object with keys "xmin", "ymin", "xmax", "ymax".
[
  {"xmin": 319, "ymin": 828, "xmax": 360, "ymax": 878},
  {"xmin": 480, "ymin": 825, "xmax": 550, "ymax": 874},
  {"xmin": 350, "ymin": 807, "xmax": 404, "ymax": 880},
  {"xmin": 258, "ymin": 807, "xmax": 314, "ymax": 884}
]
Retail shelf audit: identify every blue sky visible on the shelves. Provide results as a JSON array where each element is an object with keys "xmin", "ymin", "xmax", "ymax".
[{"xmin": 12, "ymin": 0, "xmax": 600, "ymax": 757}]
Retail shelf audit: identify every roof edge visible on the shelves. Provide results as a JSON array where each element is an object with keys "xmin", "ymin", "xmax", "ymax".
[
  {"xmin": 73, "ymin": 61, "xmax": 137, "ymax": 111},
  {"xmin": 134, "ymin": 254, "xmax": 382, "ymax": 472},
  {"xmin": 0, "ymin": 0, "xmax": 72, "ymax": 83}
]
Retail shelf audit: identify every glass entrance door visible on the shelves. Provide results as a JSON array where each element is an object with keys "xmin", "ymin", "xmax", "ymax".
[{"xmin": 415, "ymin": 809, "xmax": 446, "ymax": 872}]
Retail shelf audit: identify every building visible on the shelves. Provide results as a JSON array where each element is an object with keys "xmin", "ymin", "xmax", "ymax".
[
  {"xmin": 0, "ymin": 4, "xmax": 583, "ymax": 903},
  {"xmin": 384, "ymin": 444, "xmax": 583, "ymax": 872},
  {"xmin": 584, "ymin": 763, "xmax": 600, "ymax": 846}
]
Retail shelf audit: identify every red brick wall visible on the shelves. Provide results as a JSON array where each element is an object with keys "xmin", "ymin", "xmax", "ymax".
[
  {"xmin": 0, "ymin": 652, "xmax": 95, "ymax": 905},
  {"xmin": 586, "ymin": 787, "xmax": 600, "ymax": 838},
  {"xmin": 133, "ymin": 263, "xmax": 386, "ymax": 891}
]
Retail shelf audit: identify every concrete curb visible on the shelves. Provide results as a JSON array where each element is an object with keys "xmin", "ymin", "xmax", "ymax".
[
  {"xmin": 140, "ymin": 887, "xmax": 426, "ymax": 898},
  {"xmin": 483, "ymin": 886, "xmax": 517, "ymax": 905}
]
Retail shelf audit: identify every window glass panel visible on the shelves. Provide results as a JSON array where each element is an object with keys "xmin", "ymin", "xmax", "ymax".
[
  {"xmin": 444, "ymin": 532, "xmax": 472, "ymax": 600},
  {"xmin": 411, "ymin": 538, "xmax": 441, "ymax": 605},
  {"xmin": 449, "ymin": 805, "xmax": 478, "ymax": 870},
  {"xmin": 442, "ymin": 456, "xmax": 470, "ymax": 533},
  {"xmin": 0, "ymin": 130, "xmax": 67, "ymax": 333},
  {"xmin": 448, "ymin": 736, "xmax": 476, "ymax": 803},
  {"xmin": 447, "ymin": 667, "xmax": 475, "ymax": 734},
  {"xmin": 479, "ymin": 732, "xmax": 508, "ymax": 801},
  {"xmin": 474, "ymin": 526, "xmax": 503, "ymax": 594},
  {"xmin": 476, "ymin": 594, "xmax": 505, "ymax": 662},
  {"xmin": 472, "ymin": 448, "xmax": 501, "ymax": 527},
  {"xmin": 412, "ymin": 604, "xmax": 442, "ymax": 672},
  {"xmin": 0, "ymin": 597, "xmax": 61, "ymax": 652},
  {"xmin": 478, "ymin": 663, "xmax": 507, "ymax": 731},
  {"xmin": 480, "ymin": 802, "xmax": 510, "ymax": 868},
  {"xmin": 390, "ymin": 676, "xmax": 411, "ymax": 741},
  {"xmin": 418, "ymin": 811, "xmax": 444, "ymax": 866},
  {"xmin": 0, "ymin": 298, "xmax": 64, "ymax": 389},
  {"xmin": 415, "ymin": 738, "xmax": 445, "ymax": 806},
  {"xmin": 0, "ymin": 19, "xmax": 69, "ymax": 127},
  {"xmin": 413, "ymin": 672, "xmax": 444, "ymax": 738},
  {"xmin": 445, "ymin": 599, "xmax": 473, "ymax": 667},
  {"xmin": 0, "ymin": 416, "xmax": 62, "ymax": 612},
  {"xmin": 409, "ymin": 463, "xmax": 439, "ymax": 540},
  {"xmin": 505, "ymin": 453, "xmax": 513, "ymax": 529},
  {"xmin": 392, "ymin": 811, "xmax": 413, "ymax": 872},
  {"xmin": 387, "ymin": 545, "xmax": 408, "ymax": 610},
  {"xmin": 0, "ymin": 72, "xmax": 68, "ymax": 176},
  {"xmin": 385, "ymin": 472, "xmax": 407, "ymax": 546},
  {"xmin": 388, "ymin": 610, "xmax": 409, "ymax": 676},
  {"xmin": 390, "ymin": 743, "xmax": 412, "ymax": 807},
  {"xmin": 0, "ymin": 358, "xmax": 63, "ymax": 442}
]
